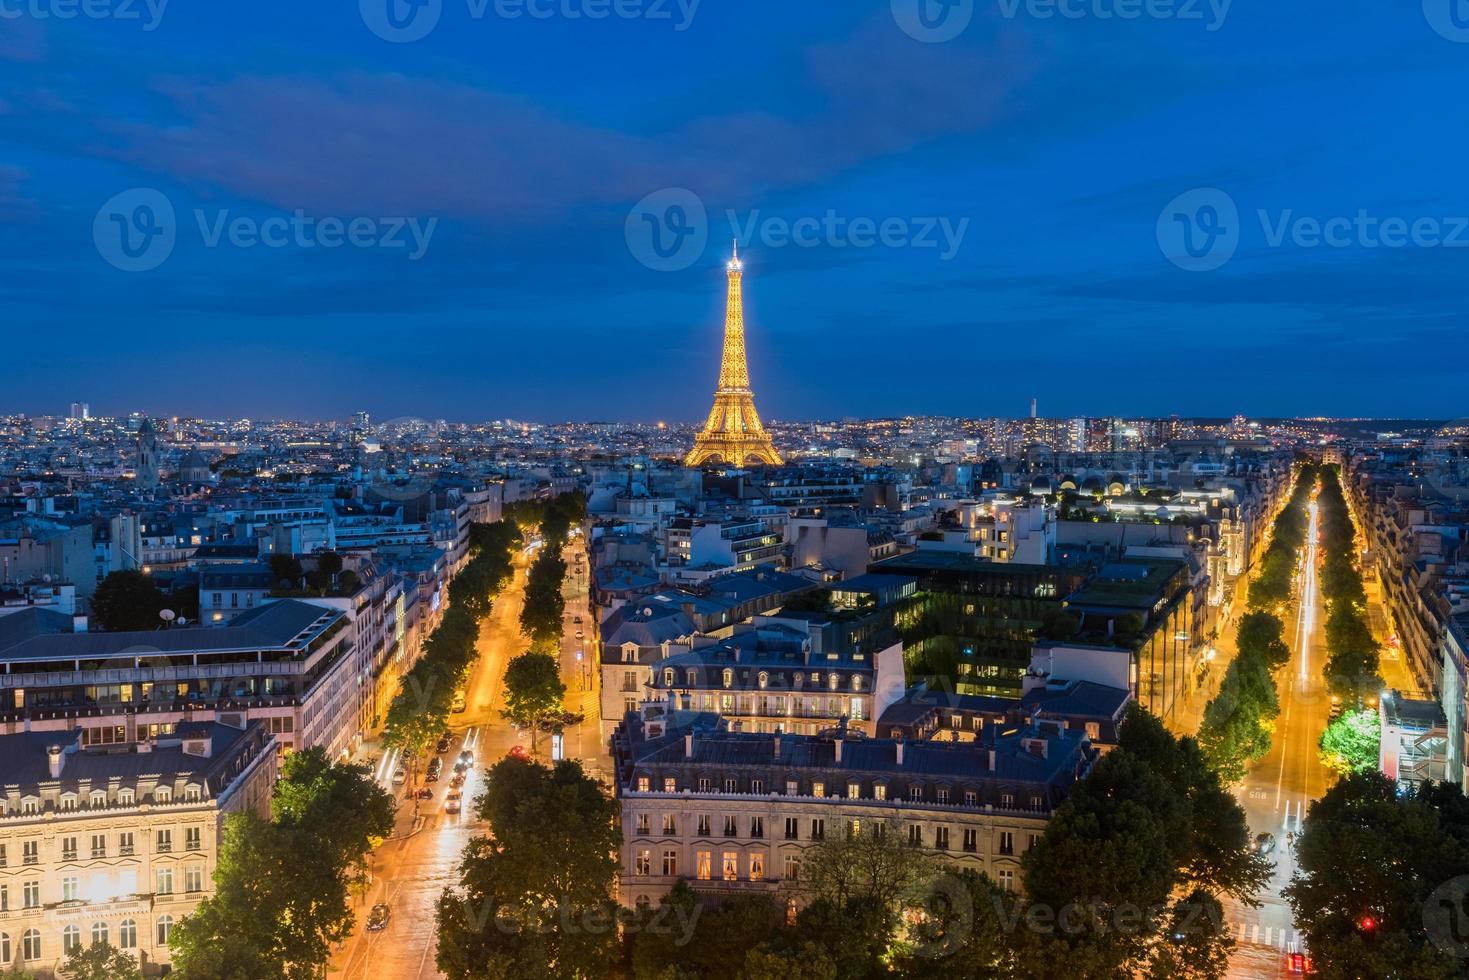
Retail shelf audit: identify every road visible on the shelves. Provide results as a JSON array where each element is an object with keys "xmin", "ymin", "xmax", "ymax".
[
  {"xmin": 329, "ymin": 532, "xmax": 603, "ymax": 979},
  {"xmin": 1224, "ymin": 496, "xmax": 1334, "ymax": 976}
]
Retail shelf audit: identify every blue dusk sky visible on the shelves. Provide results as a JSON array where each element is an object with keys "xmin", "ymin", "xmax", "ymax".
[{"xmin": 0, "ymin": 1, "xmax": 1466, "ymax": 422}]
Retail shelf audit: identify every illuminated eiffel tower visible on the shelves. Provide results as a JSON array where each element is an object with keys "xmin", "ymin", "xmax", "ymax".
[{"xmin": 686, "ymin": 244, "xmax": 784, "ymax": 468}]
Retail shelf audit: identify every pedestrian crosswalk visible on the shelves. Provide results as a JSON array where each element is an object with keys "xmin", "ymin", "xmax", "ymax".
[{"xmin": 1230, "ymin": 920, "xmax": 1303, "ymax": 951}]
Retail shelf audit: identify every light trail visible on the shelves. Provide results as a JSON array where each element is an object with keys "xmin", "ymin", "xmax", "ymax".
[{"xmin": 1299, "ymin": 500, "xmax": 1319, "ymax": 683}]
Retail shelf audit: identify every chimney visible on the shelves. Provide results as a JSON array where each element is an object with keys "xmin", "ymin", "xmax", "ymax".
[
  {"xmin": 684, "ymin": 733, "xmax": 694, "ymax": 759},
  {"xmin": 47, "ymin": 744, "xmax": 64, "ymax": 779},
  {"xmin": 895, "ymin": 739, "xmax": 904, "ymax": 767}
]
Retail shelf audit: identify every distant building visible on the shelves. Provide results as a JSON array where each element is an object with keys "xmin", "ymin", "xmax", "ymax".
[{"xmin": 135, "ymin": 418, "xmax": 160, "ymax": 491}]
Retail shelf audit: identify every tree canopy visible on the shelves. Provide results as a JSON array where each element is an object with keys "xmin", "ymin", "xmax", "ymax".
[{"xmin": 91, "ymin": 569, "xmax": 166, "ymax": 631}]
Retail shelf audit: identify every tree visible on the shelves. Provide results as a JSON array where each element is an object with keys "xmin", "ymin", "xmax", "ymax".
[
  {"xmin": 1318, "ymin": 709, "xmax": 1381, "ymax": 776},
  {"xmin": 630, "ymin": 883, "xmax": 784, "ymax": 980},
  {"xmin": 267, "ymin": 554, "xmax": 303, "ymax": 588},
  {"xmin": 437, "ymin": 757, "xmax": 619, "ymax": 980},
  {"xmin": 501, "ymin": 652, "xmax": 565, "ymax": 753},
  {"xmin": 64, "ymin": 941, "xmax": 143, "ymax": 980},
  {"xmin": 1142, "ymin": 890, "xmax": 1232, "ymax": 980},
  {"xmin": 272, "ymin": 747, "xmax": 394, "ymax": 875},
  {"xmin": 91, "ymin": 570, "xmax": 165, "ymax": 631},
  {"xmin": 1285, "ymin": 772, "xmax": 1469, "ymax": 979},
  {"xmin": 743, "ymin": 944, "xmax": 838, "ymax": 980}
]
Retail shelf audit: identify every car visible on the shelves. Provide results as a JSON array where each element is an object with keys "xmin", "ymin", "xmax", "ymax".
[
  {"xmin": 449, "ymin": 772, "xmax": 466, "ymax": 788},
  {"xmin": 458, "ymin": 749, "xmax": 475, "ymax": 767},
  {"xmin": 445, "ymin": 798, "xmax": 461, "ymax": 814},
  {"xmin": 1286, "ymin": 950, "xmax": 1314, "ymax": 974},
  {"xmin": 451, "ymin": 691, "xmax": 467, "ymax": 713},
  {"xmin": 508, "ymin": 745, "xmax": 527, "ymax": 759},
  {"xmin": 424, "ymin": 769, "xmax": 439, "ymax": 782},
  {"xmin": 391, "ymin": 769, "xmax": 407, "ymax": 785},
  {"xmin": 453, "ymin": 760, "xmax": 470, "ymax": 775},
  {"xmin": 413, "ymin": 787, "xmax": 433, "ymax": 800},
  {"xmin": 367, "ymin": 904, "xmax": 391, "ymax": 932},
  {"xmin": 1253, "ymin": 832, "xmax": 1277, "ymax": 855},
  {"xmin": 435, "ymin": 737, "xmax": 452, "ymax": 754}
]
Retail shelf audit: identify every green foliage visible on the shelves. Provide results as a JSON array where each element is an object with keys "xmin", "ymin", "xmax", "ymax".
[
  {"xmin": 437, "ymin": 756, "xmax": 619, "ymax": 980},
  {"xmin": 1286, "ymin": 772, "xmax": 1469, "ymax": 979},
  {"xmin": 268, "ymin": 553, "xmax": 303, "ymax": 586},
  {"xmin": 1319, "ymin": 708, "xmax": 1381, "ymax": 776},
  {"xmin": 91, "ymin": 570, "xmax": 166, "ymax": 631},
  {"xmin": 1198, "ymin": 611, "xmax": 1287, "ymax": 781},
  {"xmin": 1316, "ymin": 466, "xmax": 1382, "ymax": 699},
  {"xmin": 64, "ymin": 941, "xmax": 143, "ymax": 980},
  {"xmin": 630, "ymin": 883, "xmax": 784, "ymax": 980},
  {"xmin": 501, "ymin": 652, "xmax": 565, "ymax": 751},
  {"xmin": 170, "ymin": 752, "xmax": 393, "ymax": 980}
]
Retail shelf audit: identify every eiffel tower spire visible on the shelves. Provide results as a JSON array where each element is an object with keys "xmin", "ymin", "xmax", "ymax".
[{"xmin": 685, "ymin": 244, "xmax": 783, "ymax": 467}]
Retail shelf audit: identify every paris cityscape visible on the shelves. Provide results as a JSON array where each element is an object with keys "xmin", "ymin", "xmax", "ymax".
[{"xmin": 4, "ymin": 3, "xmax": 1469, "ymax": 980}]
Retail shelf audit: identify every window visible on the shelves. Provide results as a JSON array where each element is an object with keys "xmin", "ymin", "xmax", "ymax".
[
  {"xmin": 91, "ymin": 834, "xmax": 107, "ymax": 858},
  {"xmin": 722, "ymin": 852, "xmax": 738, "ymax": 881},
  {"xmin": 661, "ymin": 814, "xmax": 677, "ymax": 835},
  {"xmin": 635, "ymin": 849, "xmax": 651, "ymax": 876},
  {"xmin": 810, "ymin": 818, "xmax": 825, "ymax": 841},
  {"xmin": 0, "ymin": 884, "xmax": 7, "ymax": 911},
  {"xmin": 784, "ymin": 817, "xmax": 799, "ymax": 840},
  {"xmin": 697, "ymin": 777, "xmax": 712, "ymax": 792},
  {"xmin": 723, "ymin": 777, "xmax": 737, "ymax": 793},
  {"xmin": 721, "ymin": 668, "xmax": 733, "ymax": 688},
  {"xmin": 750, "ymin": 779, "xmax": 764, "ymax": 795},
  {"xmin": 749, "ymin": 853, "xmax": 764, "ymax": 881},
  {"xmin": 119, "ymin": 920, "xmax": 137, "ymax": 950},
  {"xmin": 963, "ymin": 828, "xmax": 978, "ymax": 852},
  {"xmin": 185, "ymin": 826, "xmax": 201, "ymax": 850},
  {"xmin": 91, "ymin": 922, "xmax": 109, "ymax": 947},
  {"xmin": 63, "ymin": 926, "xmax": 80, "ymax": 955},
  {"xmin": 848, "ymin": 819, "xmax": 861, "ymax": 839},
  {"xmin": 1086, "ymin": 722, "xmax": 1100, "ymax": 740},
  {"xmin": 157, "ymin": 915, "xmax": 174, "ymax": 945},
  {"xmin": 156, "ymin": 867, "xmax": 174, "ymax": 895},
  {"xmin": 785, "ymin": 780, "xmax": 799, "ymax": 796},
  {"xmin": 851, "ymin": 675, "xmax": 863, "ymax": 692},
  {"xmin": 185, "ymin": 785, "xmax": 202, "ymax": 803},
  {"xmin": 0, "ymin": 844, "xmax": 6, "ymax": 867},
  {"xmin": 964, "ymin": 790, "xmax": 977, "ymax": 807},
  {"xmin": 847, "ymin": 782, "xmax": 860, "ymax": 799},
  {"xmin": 1030, "ymin": 795, "xmax": 1044, "ymax": 811},
  {"xmin": 909, "ymin": 785, "xmax": 923, "ymax": 802},
  {"xmin": 63, "ymin": 876, "xmax": 80, "ymax": 902},
  {"xmin": 812, "ymin": 781, "xmax": 825, "ymax": 798},
  {"xmin": 696, "ymin": 815, "xmax": 711, "ymax": 837},
  {"xmin": 21, "ymin": 929, "xmax": 39, "ymax": 961},
  {"xmin": 1029, "ymin": 833, "xmax": 1040, "ymax": 850},
  {"xmin": 20, "ymin": 799, "xmax": 37, "ymax": 816},
  {"xmin": 750, "ymin": 816, "xmax": 764, "ymax": 839},
  {"xmin": 0, "ymin": 933, "xmax": 8, "ymax": 964},
  {"xmin": 1001, "ymin": 793, "xmax": 1014, "ymax": 809},
  {"xmin": 662, "ymin": 777, "xmax": 676, "ymax": 793},
  {"xmin": 59, "ymin": 793, "xmax": 78, "ymax": 811},
  {"xmin": 687, "ymin": 669, "xmax": 697, "ymax": 686},
  {"xmin": 723, "ymin": 815, "xmax": 737, "ymax": 836},
  {"xmin": 783, "ymin": 854, "xmax": 800, "ymax": 881},
  {"xmin": 874, "ymin": 784, "xmax": 887, "ymax": 801},
  {"xmin": 663, "ymin": 668, "xmax": 674, "ymax": 686},
  {"xmin": 186, "ymin": 866, "xmax": 204, "ymax": 893},
  {"xmin": 22, "ymin": 841, "xmax": 37, "ymax": 866},
  {"xmin": 935, "ymin": 827, "xmax": 950, "ymax": 850},
  {"xmin": 661, "ymin": 850, "xmax": 678, "ymax": 876},
  {"xmin": 998, "ymin": 869, "xmax": 1015, "ymax": 893},
  {"xmin": 757, "ymin": 672, "xmax": 768, "ymax": 689},
  {"xmin": 908, "ymin": 824, "xmax": 923, "ymax": 846},
  {"xmin": 22, "ymin": 881, "xmax": 39, "ymax": 909},
  {"xmin": 999, "ymin": 832, "xmax": 1014, "ymax": 856},
  {"xmin": 62, "ymin": 836, "xmax": 78, "ymax": 861},
  {"xmin": 119, "ymin": 832, "xmax": 135, "ymax": 856},
  {"xmin": 157, "ymin": 829, "xmax": 173, "ymax": 853},
  {"xmin": 119, "ymin": 789, "xmax": 135, "ymax": 806},
  {"xmin": 90, "ymin": 790, "xmax": 107, "ymax": 808},
  {"xmin": 155, "ymin": 787, "xmax": 172, "ymax": 803}
]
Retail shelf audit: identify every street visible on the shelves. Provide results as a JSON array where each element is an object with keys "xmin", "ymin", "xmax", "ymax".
[{"xmin": 329, "ymin": 530, "xmax": 602, "ymax": 979}]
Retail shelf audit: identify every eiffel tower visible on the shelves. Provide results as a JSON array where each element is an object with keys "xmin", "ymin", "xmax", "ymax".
[{"xmin": 686, "ymin": 245, "xmax": 784, "ymax": 467}]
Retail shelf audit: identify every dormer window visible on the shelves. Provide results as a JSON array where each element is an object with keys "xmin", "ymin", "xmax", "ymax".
[
  {"xmin": 184, "ymin": 785, "xmax": 202, "ymax": 803},
  {"xmin": 118, "ymin": 789, "xmax": 135, "ymax": 806},
  {"xmin": 89, "ymin": 791, "xmax": 107, "ymax": 808},
  {"xmin": 686, "ymin": 669, "xmax": 697, "ymax": 686},
  {"xmin": 828, "ymin": 674, "xmax": 839, "ymax": 692},
  {"xmin": 59, "ymin": 794, "xmax": 78, "ymax": 812},
  {"xmin": 154, "ymin": 787, "xmax": 172, "ymax": 804},
  {"xmin": 663, "ymin": 668, "xmax": 674, "ymax": 686},
  {"xmin": 757, "ymin": 672, "xmax": 769, "ymax": 690},
  {"xmin": 20, "ymin": 798, "xmax": 38, "ymax": 816},
  {"xmin": 721, "ymin": 669, "xmax": 733, "ymax": 689},
  {"xmin": 851, "ymin": 676, "xmax": 863, "ymax": 693}
]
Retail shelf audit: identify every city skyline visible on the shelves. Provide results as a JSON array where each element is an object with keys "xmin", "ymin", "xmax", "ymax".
[{"xmin": 3, "ymin": 5, "xmax": 1466, "ymax": 419}]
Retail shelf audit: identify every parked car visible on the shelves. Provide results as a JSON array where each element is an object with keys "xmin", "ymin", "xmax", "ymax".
[
  {"xmin": 413, "ymin": 787, "xmax": 433, "ymax": 800},
  {"xmin": 445, "ymin": 797, "xmax": 461, "ymax": 814},
  {"xmin": 451, "ymin": 691, "xmax": 467, "ymax": 713},
  {"xmin": 449, "ymin": 772, "xmax": 466, "ymax": 788},
  {"xmin": 1253, "ymin": 832, "xmax": 1277, "ymax": 855},
  {"xmin": 391, "ymin": 769, "xmax": 407, "ymax": 785},
  {"xmin": 367, "ymin": 904, "xmax": 391, "ymax": 931},
  {"xmin": 508, "ymin": 745, "xmax": 527, "ymax": 759},
  {"xmin": 435, "ymin": 737, "xmax": 452, "ymax": 754}
]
